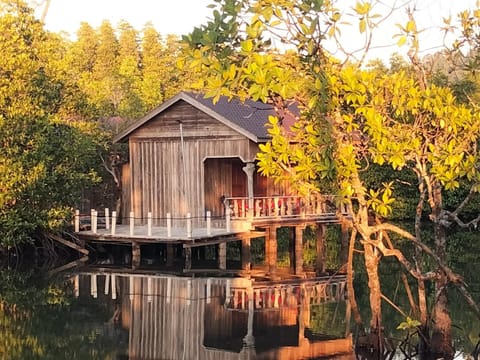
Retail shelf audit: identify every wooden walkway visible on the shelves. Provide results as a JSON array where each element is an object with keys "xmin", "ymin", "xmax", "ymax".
[{"xmin": 76, "ymin": 224, "xmax": 265, "ymax": 248}]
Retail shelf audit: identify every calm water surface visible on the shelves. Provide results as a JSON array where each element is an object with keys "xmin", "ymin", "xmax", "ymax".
[{"xmin": 0, "ymin": 259, "xmax": 478, "ymax": 359}]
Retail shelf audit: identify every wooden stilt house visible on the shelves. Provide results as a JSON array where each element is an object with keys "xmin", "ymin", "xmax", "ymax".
[
  {"xmin": 72, "ymin": 91, "xmax": 349, "ymax": 273},
  {"xmin": 113, "ymin": 91, "xmax": 298, "ymax": 228}
]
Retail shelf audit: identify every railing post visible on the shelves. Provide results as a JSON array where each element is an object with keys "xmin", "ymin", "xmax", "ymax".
[
  {"xmin": 105, "ymin": 208, "xmax": 110, "ymax": 230},
  {"xmin": 147, "ymin": 212, "xmax": 152, "ymax": 237},
  {"xmin": 74, "ymin": 209, "xmax": 80, "ymax": 232},
  {"xmin": 206, "ymin": 210, "xmax": 211, "ymax": 235},
  {"xmin": 186, "ymin": 212, "xmax": 192, "ymax": 238},
  {"xmin": 111, "ymin": 211, "xmax": 117, "ymax": 235},
  {"xmin": 92, "ymin": 210, "xmax": 98, "ymax": 234},
  {"xmin": 129, "ymin": 211, "xmax": 134, "ymax": 236},
  {"xmin": 167, "ymin": 213, "xmax": 172, "ymax": 237}
]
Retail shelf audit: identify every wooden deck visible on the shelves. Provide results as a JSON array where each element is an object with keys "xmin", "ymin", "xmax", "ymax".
[
  {"xmin": 75, "ymin": 194, "xmax": 348, "ymax": 245},
  {"xmin": 76, "ymin": 224, "xmax": 256, "ymax": 246}
]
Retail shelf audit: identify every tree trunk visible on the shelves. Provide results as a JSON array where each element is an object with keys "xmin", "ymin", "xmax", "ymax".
[
  {"xmin": 364, "ymin": 242, "xmax": 382, "ymax": 332},
  {"xmin": 430, "ymin": 185, "xmax": 454, "ymax": 359}
]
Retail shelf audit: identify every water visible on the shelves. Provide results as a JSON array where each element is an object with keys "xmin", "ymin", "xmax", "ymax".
[
  {"xmin": 0, "ymin": 266, "xmax": 354, "ymax": 359},
  {"xmin": 0, "ymin": 249, "xmax": 479, "ymax": 359}
]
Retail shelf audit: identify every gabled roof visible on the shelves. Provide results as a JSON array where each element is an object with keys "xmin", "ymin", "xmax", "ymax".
[{"xmin": 113, "ymin": 91, "xmax": 298, "ymax": 143}]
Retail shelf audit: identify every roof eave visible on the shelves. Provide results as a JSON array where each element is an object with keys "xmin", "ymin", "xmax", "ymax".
[{"xmin": 113, "ymin": 92, "xmax": 261, "ymax": 144}]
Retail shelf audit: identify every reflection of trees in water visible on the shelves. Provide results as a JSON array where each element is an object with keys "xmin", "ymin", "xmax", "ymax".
[
  {"xmin": 0, "ymin": 269, "xmax": 125, "ymax": 359},
  {"xmin": 351, "ymin": 227, "xmax": 480, "ymax": 357}
]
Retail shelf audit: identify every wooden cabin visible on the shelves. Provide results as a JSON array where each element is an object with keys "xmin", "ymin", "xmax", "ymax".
[
  {"xmin": 114, "ymin": 91, "xmax": 299, "ymax": 227},
  {"xmin": 73, "ymin": 91, "xmax": 349, "ymax": 274}
]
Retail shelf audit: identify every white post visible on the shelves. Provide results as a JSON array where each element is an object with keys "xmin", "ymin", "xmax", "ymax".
[
  {"xmin": 167, "ymin": 213, "xmax": 172, "ymax": 237},
  {"xmin": 105, "ymin": 208, "xmax": 110, "ymax": 230},
  {"xmin": 147, "ymin": 277, "xmax": 152, "ymax": 303},
  {"xmin": 186, "ymin": 213, "xmax": 192, "ymax": 238},
  {"xmin": 111, "ymin": 274, "xmax": 117, "ymax": 300},
  {"xmin": 74, "ymin": 209, "xmax": 80, "ymax": 232},
  {"xmin": 225, "ymin": 279, "xmax": 231, "ymax": 306},
  {"xmin": 166, "ymin": 277, "xmax": 172, "ymax": 304},
  {"xmin": 206, "ymin": 278, "xmax": 212, "ymax": 304},
  {"xmin": 74, "ymin": 274, "xmax": 79, "ymax": 298},
  {"xmin": 91, "ymin": 274, "xmax": 97, "ymax": 298},
  {"xmin": 92, "ymin": 210, "xmax": 98, "ymax": 234},
  {"xmin": 129, "ymin": 275, "xmax": 134, "ymax": 301},
  {"xmin": 187, "ymin": 279, "xmax": 192, "ymax": 306},
  {"xmin": 226, "ymin": 211, "xmax": 231, "ymax": 232},
  {"xmin": 129, "ymin": 211, "xmax": 134, "ymax": 236},
  {"xmin": 111, "ymin": 211, "xmax": 116, "ymax": 235},
  {"xmin": 206, "ymin": 211, "xmax": 211, "ymax": 235},
  {"xmin": 147, "ymin": 212, "xmax": 152, "ymax": 237},
  {"xmin": 104, "ymin": 274, "xmax": 110, "ymax": 295}
]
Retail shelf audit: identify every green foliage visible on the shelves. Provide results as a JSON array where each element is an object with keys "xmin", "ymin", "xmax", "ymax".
[
  {"xmin": 0, "ymin": 0, "xmax": 108, "ymax": 246},
  {"xmin": 397, "ymin": 316, "xmax": 421, "ymax": 331}
]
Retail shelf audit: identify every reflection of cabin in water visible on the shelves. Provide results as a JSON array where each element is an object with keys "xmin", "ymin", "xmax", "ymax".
[
  {"xmin": 75, "ymin": 91, "xmax": 348, "ymax": 273},
  {"xmin": 73, "ymin": 272, "xmax": 353, "ymax": 359}
]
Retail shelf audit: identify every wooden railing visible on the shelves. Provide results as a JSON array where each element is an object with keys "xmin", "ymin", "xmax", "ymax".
[
  {"xmin": 225, "ymin": 275, "xmax": 347, "ymax": 311},
  {"xmin": 224, "ymin": 195, "xmax": 348, "ymax": 220}
]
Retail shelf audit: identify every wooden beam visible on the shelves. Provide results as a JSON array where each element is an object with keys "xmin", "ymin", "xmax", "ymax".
[{"xmin": 48, "ymin": 234, "xmax": 89, "ymax": 255}]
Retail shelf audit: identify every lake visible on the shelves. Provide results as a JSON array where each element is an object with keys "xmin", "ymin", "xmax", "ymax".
[{"xmin": 0, "ymin": 240, "xmax": 479, "ymax": 359}]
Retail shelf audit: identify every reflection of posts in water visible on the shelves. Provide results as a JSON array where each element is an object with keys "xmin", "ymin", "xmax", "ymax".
[
  {"xmin": 241, "ymin": 286, "xmax": 256, "ymax": 356},
  {"xmin": 316, "ymin": 225, "xmax": 326, "ymax": 274}
]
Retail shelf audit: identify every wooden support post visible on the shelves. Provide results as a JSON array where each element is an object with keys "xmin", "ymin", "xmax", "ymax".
[
  {"xmin": 241, "ymin": 237, "xmax": 251, "ymax": 271},
  {"xmin": 265, "ymin": 226, "xmax": 278, "ymax": 274},
  {"xmin": 74, "ymin": 210, "xmax": 80, "ymax": 232},
  {"xmin": 206, "ymin": 211, "xmax": 211, "ymax": 235},
  {"xmin": 147, "ymin": 212, "xmax": 152, "ymax": 236},
  {"xmin": 105, "ymin": 208, "xmax": 110, "ymax": 230},
  {"xmin": 132, "ymin": 241, "xmax": 140, "ymax": 268},
  {"xmin": 129, "ymin": 211, "xmax": 134, "ymax": 236},
  {"xmin": 166, "ymin": 244, "xmax": 174, "ymax": 267},
  {"xmin": 218, "ymin": 242, "xmax": 227, "ymax": 270},
  {"xmin": 186, "ymin": 212, "xmax": 192, "ymax": 238},
  {"xmin": 295, "ymin": 226, "xmax": 304, "ymax": 275},
  {"xmin": 167, "ymin": 213, "xmax": 172, "ymax": 237},
  {"xmin": 111, "ymin": 211, "xmax": 116, "ymax": 235},
  {"xmin": 185, "ymin": 247, "xmax": 192, "ymax": 270},
  {"xmin": 92, "ymin": 210, "xmax": 97, "ymax": 233},
  {"xmin": 316, "ymin": 224, "xmax": 326, "ymax": 274}
]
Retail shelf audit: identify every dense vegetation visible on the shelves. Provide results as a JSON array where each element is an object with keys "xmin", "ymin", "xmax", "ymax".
[{"xmin": 0, "ymin": 0, "xmax": 197, "ymax": 250}]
